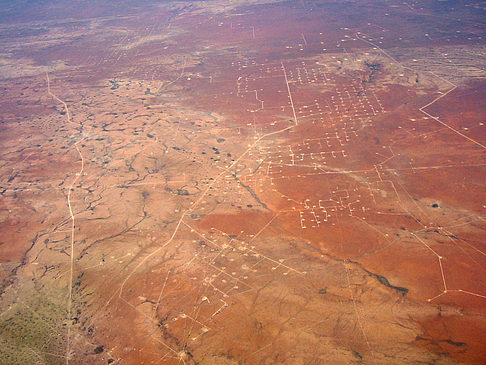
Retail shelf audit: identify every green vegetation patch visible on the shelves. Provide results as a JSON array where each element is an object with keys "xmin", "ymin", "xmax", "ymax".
[{"xmin": 0, "ymin": 291, "xmax": 68, "ymax": 365}]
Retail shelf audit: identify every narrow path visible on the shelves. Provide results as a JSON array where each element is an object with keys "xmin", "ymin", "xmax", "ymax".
[
  {"xmin": 281, "ymin": 62, "xmax": 299, "ymax": 125},
  {"xmin": 46, "ymin": 72, "xmax": 84, "ymax": 365}
]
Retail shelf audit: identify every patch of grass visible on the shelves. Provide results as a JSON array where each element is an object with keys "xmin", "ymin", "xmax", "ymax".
[{"xmin": 0, "ymin": 291, "xmax": 67, "ymax": 365}]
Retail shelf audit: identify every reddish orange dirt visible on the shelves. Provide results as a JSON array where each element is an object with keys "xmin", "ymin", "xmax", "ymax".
[{"xmin": 1, "ymin": 0, "xmax": 486, "ymax": 364}]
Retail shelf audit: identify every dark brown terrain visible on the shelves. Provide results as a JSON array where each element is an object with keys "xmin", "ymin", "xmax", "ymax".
[{"xmin": 1, "ymin": 0, "xmax": 485, "ymax": 364}]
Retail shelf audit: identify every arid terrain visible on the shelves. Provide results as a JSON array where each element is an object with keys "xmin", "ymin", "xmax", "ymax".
[{"xmin": 1, "ymin": 0, "xmax": 486, "ymax": 364}]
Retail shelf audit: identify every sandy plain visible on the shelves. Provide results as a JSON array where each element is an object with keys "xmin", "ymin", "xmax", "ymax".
[{"xmin": 0, "ymin": 0, "xmax": 486, "ymax": 364}]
